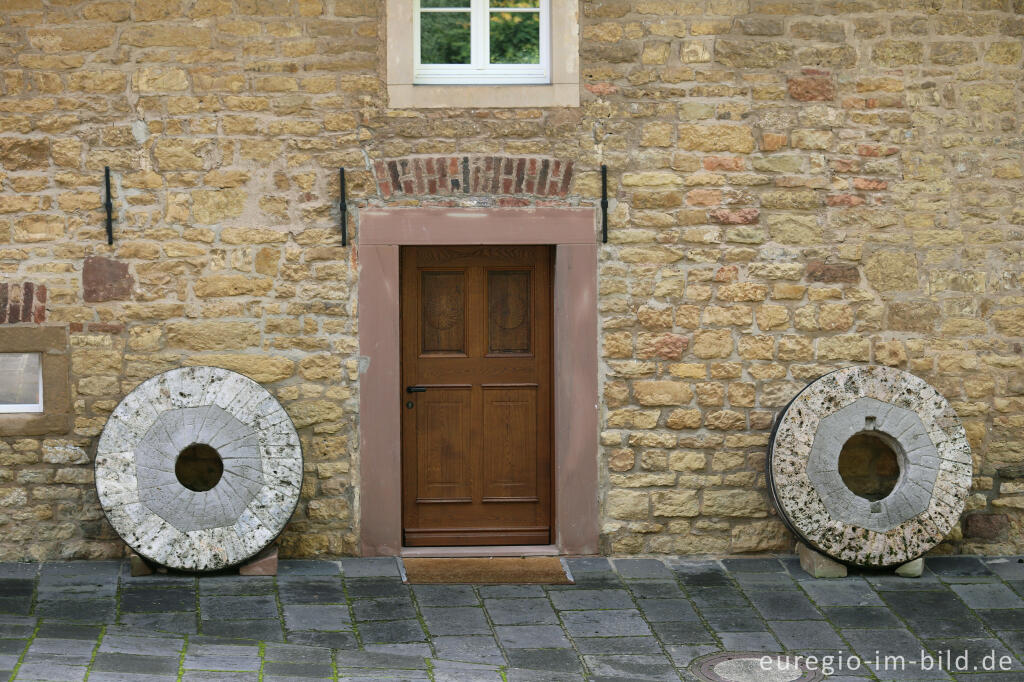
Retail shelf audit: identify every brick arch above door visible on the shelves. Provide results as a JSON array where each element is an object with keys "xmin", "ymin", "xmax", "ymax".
[{"xmin": 373, "ymin": 156, "xmax": 575, "ymax": 201}]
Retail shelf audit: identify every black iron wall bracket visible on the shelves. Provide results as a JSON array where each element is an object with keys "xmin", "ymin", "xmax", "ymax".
[
  {"xmin": 104, "ymin": 166, "xmax": 114, "ymax": 245},
  {"xmin": 600, "ymin": 164, "xmax": 608, "ymax": 244},
  {"xmin": 339, "ymin": 167, "xmax": 348, "ymax": 247}
]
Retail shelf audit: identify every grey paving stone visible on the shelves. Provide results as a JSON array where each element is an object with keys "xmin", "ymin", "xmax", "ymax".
[
  {"xmin": 924, "ymin": 637, "xmax": 1023, "ymax": 671},
  {"xmin": 0, "ymin": 638, "xmax": 27, "ymax": 654},
  {"xmin": 353, "ymin": 598, "xmax": 417, "ymax": 621},
  {"xmin": 341, "ymin": 558, "xmax": 400, "ymax": 578},
  {"xmin": 36, "ymin": 598, "xmax": 116, "ymax": 623},
  {"xmin": 431, "ymin": 661, "xmax": 503, "ymax": 682},
  {"xmin": 278, "ymin": 561, "xmax": 341, "ymax": 577},
  {"xmin": 0, "ymin": 579, "xmax": 34, "ymax": 597},
  {"xmin": 92, "ymin": 652, "xmax": 181, "ymax": 675},
  {"xmin": 87, "ymin": 673, "xmax": 179, "ymax": 682},
  {"xmin": 721, "ymin": 558, "xmax": 786, "ymax": 573},
  {"xmin": 977, "ymin": 609, "xmax": 1024, "ymax": 630},
  {"xmin": 181, "ymin": 672, "xmax": 254, "ymax": 681},
  {"xmin": 690, "ymin": 587, "xmax": 749, "ymax": 609},
  {"xmin": 505, "ymin": 668, "xmax": 584, "ymax": 682},
  {"xmin": 121, "ymin": 587, "xmax": 196, "ymax": 612},
  {"xmin": 636, "ymin": 598, "xmax": 699, "ymax": 623},
  {"xmin": 910, "ymin": 616, "xmax": 990, "ymax": 639},
  {"xmin": 843, "ymin": 628, "xmax": 925, "ymax": 660},
  {"xmin": 15, "ymin": 662, "xmax": 88, "ymax": 681},
  {"xmin": 746, "ymin": 589, "xmax": 822, "ymax": 620},
  {"xmin": 28, "ymin": 637, "xmax": 97, "ymax": 656},
  {"xmin": 197, "ymin": 575, "xmax": 276, "ymax": 596},
  {"xmin": 357, "ymin": 619, "xmax": 426, "ymax": 643},
  {"xmin": 800, "ymin": 578, "xmax": 885, "ymax": 607},
  {"xmin": 0, "ymin": 564, "xmax": 39, "ymax": 579},
  {"xmin": 494, "ymin": 625, "xmax": 571, "ymax": 649},
  {"xmin": 278, "ymin": 579, "xmax": 347, "ymax": 604},
  {"xmin": 998, "ymin": 630, "xmax": 1024, "ymax": 659},
  {"xmin": 613, "ymin": 559, "xmax": 673, "ymax": 580},
  {"xmin": 421, "ymin": 606, "xmax": 490, "ymax": 636},
  {"xmin": 505, "ymin": 648, "xmax": 582, "ymax": 672},
  {"xmin": 431, "ymin": 635, "xmax": 504, "ymax": 665},
  {"xmin": 0, "ymin": 597, "xmax": 32, "ymax": 615},
  {"xmin": 561, "ymin": 610, "xmax": 651, "ymax": 638},
  {"xmin": 563, "ymin": 558, "xmax": 611, "ymax": 574},
  {"xmin": 573, "ymin": 636, "xmax": 663, "ymax": 654},
  {"xmin": 671, "ymin": 562, "xmax": 730, "ymax": 587},
  {"xmin": 548, "ymin": 589, "xmax": 634, "ymax": 611},
  {"xmin": 200, "ymin": 595, "xmax": 278, "ymax": 620},
  {"xmin": 484, "ymin": 598, "xmax": 557, "ymax": 625},
  {"xmin": 825, "ymin": 606, "xmax": 904, "ymax": 629},
  {"xmin": 345, "ymin": 579, "xmax": 408, "ymax": 599},
  {"xmin": 950, "ymin": 583, "xmax": 1024, "ymax": 610},
  {"xmin": 0, "ymin": 621, "xmax": 36, "ymax": 638},
  {"xmin": 183, "ymin": 651, "xmax": 261, "ymax": 671},
  {"xmin": 35, "ymin": 623, "xmax": 101, "ymax": 640},
  {"xmin": 334, "ymin": 649, "xmax": 428, "ymax": 669},
  {"xmin": 264, "ymin": 643, "xmax": 334, "ymax": 664},
  {"xmin": 719, "ymin": 631, "xmax": 781, "ymax": 651},
  {"xmin": 99, "ymin": 635, "xmax": 184, "ymax": 656},
  {"xmin": 412, "ymin": 585, "xmax": 478, "ymax": 606},
  {"xmin": 703, "ymin": 607, "xmax": 766, "ymax": 632},
  {"xmin": 650, "ymin": 619, "xmax": 715, "ymax": 644},
  {"xmin": 626, "ymin": 581, "xmax": 685, "ymax": 600},
  {"xmin": 867, "ymin": 574, "xmax": 944, "ymax": 591},
  {"xmin": 283, "ymin": 604, "xmax": 352, "ymax": 631},
  {"xmin": 263, "ymin": 661, "xmax": 336, "ymax": 677},
  {"xmin": 288, "ymin": 631, "xmax": 359, "ymax": 649},
  {"xmin": 478, "ymin": 585, "xmax": 544, "ymax": 599},
  {"xmin": 983, "ymin": 559, "xmax": 1024, "ymax": 581},
  {"xmin": 119, "ymin": 612, "xmax": 198, "ymax": 635},
  {"xmin": 560, "ymin": 573, "xmax": 622, "ymax": 589},
  {"xmin": 732, "ymin": 572, "xmax": 798, "ymax": 588},
  {"xmin": 768, "ymin": 620, "xmax": 845, "ymax": 650},
  {"xmin": 582, "ymin": 653, "xmax": 678, "ymax": 681},
  {"xmin": 202, "ymin": 619, "xmax": 284, "ymax": 641},
  {"xmin": 884, "ymin": 591, "xmax": 976, "ymax": 624},
  {"xmin": 664, "ymin": 644, "xmax": 719, "ymax": 668},
  {"xmin": 926, "ymin": 557, "xmax": 994, "ymax": 578},
  {"xmin": 362, "ymin": 642, "xmax": 431, "ymax": 658}
]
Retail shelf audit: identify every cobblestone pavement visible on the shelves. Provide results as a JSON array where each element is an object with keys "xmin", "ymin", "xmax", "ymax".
[{"xmin": 0, "ymin": 556, "xmax": 1023, "ymax": 681}]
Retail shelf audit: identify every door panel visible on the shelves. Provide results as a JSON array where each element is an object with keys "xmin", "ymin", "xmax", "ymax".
[{"xmin": 401, "ymin": 245, "xmax": 552, "ymax": 546}]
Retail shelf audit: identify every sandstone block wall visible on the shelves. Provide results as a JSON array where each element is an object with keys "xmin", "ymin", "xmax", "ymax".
[{"xmin": 0, "ymin": 0, "xmax": 1021, "ymax": 560}]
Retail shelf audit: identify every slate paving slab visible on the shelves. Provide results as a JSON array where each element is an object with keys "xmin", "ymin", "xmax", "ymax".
[{"xmin": 1, "ymin": 556, "xmax": 1021, "ymax": 681}]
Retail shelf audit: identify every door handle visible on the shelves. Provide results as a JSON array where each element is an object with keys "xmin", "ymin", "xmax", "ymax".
[{"xmin": 406, "ymin": 386, "xmax": 427, "ymax": 393}]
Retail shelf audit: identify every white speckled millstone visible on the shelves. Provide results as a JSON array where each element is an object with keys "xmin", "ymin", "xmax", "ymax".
[
  {"xmin": 768, "ymin": 366, "xmax": 972, "ymax": 568},
  {"xmin": 95, "ymin": 366, "xmax": 302, "ymax": 572}
]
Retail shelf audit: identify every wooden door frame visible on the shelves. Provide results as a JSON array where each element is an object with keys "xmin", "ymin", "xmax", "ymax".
[{"xmin": 358, "ymin": 208, "xmax": 599, "ymax": 556}]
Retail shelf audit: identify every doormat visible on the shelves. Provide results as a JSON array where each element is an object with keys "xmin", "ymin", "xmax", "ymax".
[{"xmin": 401, "ymin": 557, "xmax": 574, "ymax": 584}]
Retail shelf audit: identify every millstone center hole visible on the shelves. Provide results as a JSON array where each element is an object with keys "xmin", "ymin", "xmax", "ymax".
[
  {"xmin": 838, "ymin": 433, "xmax": 900, "ymax": 501},
  {"xmin": 175, "ymin": 443, "xmax": 223, "ymax": 492}
]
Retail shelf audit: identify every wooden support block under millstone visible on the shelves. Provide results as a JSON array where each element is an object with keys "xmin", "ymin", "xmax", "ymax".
[
  {"xmin": 798, "ymin": 542, "xmax": 848, "ymax": 578},
  {"xmin": 130, "ymin": 553, "xmax": 155, "ymax": 577},
  {"xmin": 895, "ymin": 557, "xmax": 923, "ymax": 577},
  {"xmin": 239, "ymin": 545, "xmax": 278, "ymax": 576}
]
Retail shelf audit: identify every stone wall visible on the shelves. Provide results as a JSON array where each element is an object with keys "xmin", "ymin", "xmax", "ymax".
[{"xmin": 0, "ymin": 0, "xmax": 1022, "ymax": 560}]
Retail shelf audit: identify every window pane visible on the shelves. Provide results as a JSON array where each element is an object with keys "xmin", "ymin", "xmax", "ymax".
[
  {"xmin": 421, "ymin": 12, "xmax": 471, "ymax": 64},
  {"xmin": 422, "ymin": 0, "xmax": 470, "ymax": 6},
  {"xmin": 489, "ymin": 11, "xmax": 539, "ymax": 64},
  {"xmin": 490, "ymin": 0, "xmax": 539, "ymax": 6},
  {"xmin": 0, "ymin": 353, "xmax": 41, "ymax": 407}
]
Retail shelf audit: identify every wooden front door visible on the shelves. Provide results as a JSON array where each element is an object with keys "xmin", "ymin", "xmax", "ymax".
[{"xmin": 400, "ymin": 245, "xmax": 553, "ymax": 546}]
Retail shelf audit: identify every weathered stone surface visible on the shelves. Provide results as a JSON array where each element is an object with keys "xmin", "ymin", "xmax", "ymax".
[
  {"xmin": 95, "ymin": 366, "xmax": 302, "ymax": 571},
  {"xmin": 83, "ymin": 256, "xmax": 133, "ymax": 302},
  {"xmin": 770, "ymin": 366, "xmax": 972, "ymax": 567}
]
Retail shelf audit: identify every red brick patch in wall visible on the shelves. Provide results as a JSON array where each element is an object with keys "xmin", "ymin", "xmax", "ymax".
[
  {"xmin": 0, "ymin": 282, "xmax": 46, "ymax": 324},
  {"xmin": 375, "ymin": 156, "xmax": 574, "ymax": 199}
]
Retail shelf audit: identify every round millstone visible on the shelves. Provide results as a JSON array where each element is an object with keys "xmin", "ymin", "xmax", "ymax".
[
  {"xmin": 693, "ymin": 653, "xmax": 824, "ymax": 682},
  {"xmin": 95, "ymin": 366, "xmax": 302, "ymax": 571},
  {"xmin": 768, "ymin": 365, "xmax": 972, "ymax": 568}
]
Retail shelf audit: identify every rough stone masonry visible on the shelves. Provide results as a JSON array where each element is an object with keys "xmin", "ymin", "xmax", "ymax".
[{"xmin": 0, "ymin": 0, "xmax": 1022, "ymax": 561}]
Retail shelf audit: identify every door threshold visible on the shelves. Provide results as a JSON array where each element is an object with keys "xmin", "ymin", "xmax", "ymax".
[{"xmin": 400, "ymin": 545, "xmax": 560, "ymax": 558}]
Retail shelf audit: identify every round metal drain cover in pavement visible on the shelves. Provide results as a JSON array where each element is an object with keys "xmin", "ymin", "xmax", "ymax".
[{"xmin": 692, "ymin": 653, "xmax": 824, "ymax": 682}]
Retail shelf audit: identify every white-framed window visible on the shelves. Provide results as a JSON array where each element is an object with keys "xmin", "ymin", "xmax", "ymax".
[
  {"xmin": 414, "ymin": 0, "xmax": 549, "ymax": 85},
  {"xmin": 0, "ymin": 352, "xmax": 43, "ymax": 413}
]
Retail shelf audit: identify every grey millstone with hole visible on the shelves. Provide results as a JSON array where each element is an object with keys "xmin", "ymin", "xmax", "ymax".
[
  {"xmin": 95, "ymin": 366, "xmax": 302, "ymax": 571},
  {"xmin": 769, "ymin": 366, "xmax": 971, "ymax": 568}
]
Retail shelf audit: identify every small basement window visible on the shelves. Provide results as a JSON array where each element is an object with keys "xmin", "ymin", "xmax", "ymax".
[{"xmin": 0, "ymin": 352, "xmax": 43, "ymax": 413}]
